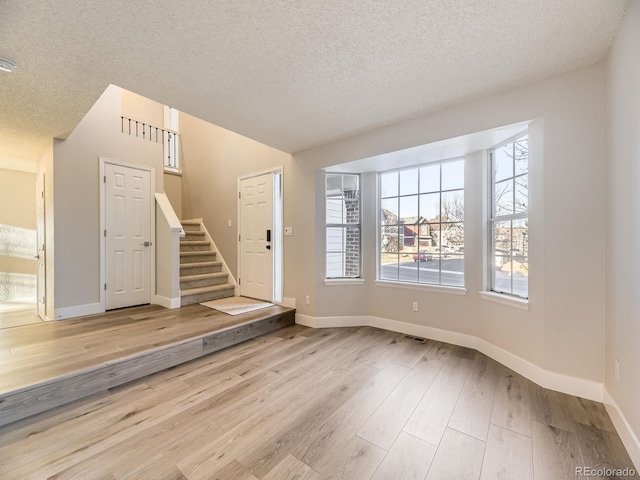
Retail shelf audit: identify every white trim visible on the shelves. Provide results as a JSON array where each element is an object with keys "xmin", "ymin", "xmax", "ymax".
[
  {"xmin": 479, "ymin": 290, "xmax": 529, "ymax": 310},
  {"xmin": 100, "ymin": 157, "xmax": 156, "ymax": 312},
  {"xmin": 603, "ymin": 388, "xmax": 640, "ymax": 471},
  {"xmin": 54, "ymin": 302, "xmax": 102, "ymax": 320},
  {"xmin": 295, "ymin": 314, "xmax": 368, "ymax": 329},
  {"xmin": 295, "ymin": 313, "xmax": 602, "ymax": 402},
  {"xmin": 376, "ymin": 280, "xmax": 467, "ymax": 295},
  {"xmin": 325, "ymin": 278, "xmax": 366, "ymax": 286},
  {"xmin": 153, "ymin": 295, "xmax": 181, "ymax": 309}
]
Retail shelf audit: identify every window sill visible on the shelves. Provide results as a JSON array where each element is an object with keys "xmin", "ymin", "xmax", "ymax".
[
  {"xmin": 375, "ymin": 280, "xmax": 467, "ymax": 295},
  {"xmin": 324, "ymin": 278, "xmax": 366, "ymax": 286},
  {"xmin": 164, "ymin": 166, "xmax": 182, "ymax": 176},
  {"xmin": 479, "ymin": 291, "xmax": 529, "ymax": 310}
]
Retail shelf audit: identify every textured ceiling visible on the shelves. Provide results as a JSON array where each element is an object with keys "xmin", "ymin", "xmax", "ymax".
[{"xmin": 0, "ymin": 0, "xmax": 628, "ymax": 165}]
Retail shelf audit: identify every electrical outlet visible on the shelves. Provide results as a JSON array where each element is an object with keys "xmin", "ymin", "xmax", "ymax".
[
  {"xmin": 615, "ymin": 358, "xmax": 620, "ymax": 381},
  {"xmin": 284, "ymin": 226, "xmax": 293, "ymax": 236},
  {"xmin": 412, "ymin": 301, "xmax": 419, "ymax": 312},
  {"xmin": 305, "ymin": 295, "xmax": 310, "ymax": 305}
]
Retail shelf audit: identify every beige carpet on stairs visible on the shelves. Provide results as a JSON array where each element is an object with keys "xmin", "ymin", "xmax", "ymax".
[{"xmin": 200, "ymin": 296, "xmax": 274, "ymax": 315}]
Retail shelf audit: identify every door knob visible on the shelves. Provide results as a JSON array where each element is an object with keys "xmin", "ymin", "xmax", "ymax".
[
  {"xmin": 141, "ymin": 241, "xmax": 152, "ymax": 247},
  {"xmin": 266, "ymin": 245, "xmax": 271, "ymax": 250}
]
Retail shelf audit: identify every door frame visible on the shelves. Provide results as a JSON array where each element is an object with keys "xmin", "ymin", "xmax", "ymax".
[
  {"xmin": 36, "ymin": 173, "xmax": 46, "ymax": 320},
  {"xmin": 99, "ymin": 157, "xmax": 156, "ymax": 312},
  {"xmin": 237, "ymin": 166, "xmax": 283, "ymax": 303}
]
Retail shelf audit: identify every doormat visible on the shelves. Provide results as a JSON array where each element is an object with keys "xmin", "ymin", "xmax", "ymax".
[{"xmin": 200, "ymin": 296, "xmax": 274, "ymax": 316}]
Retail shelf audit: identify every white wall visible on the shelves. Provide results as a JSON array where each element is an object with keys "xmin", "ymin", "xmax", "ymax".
[
  {"xmin": 293, "ymin": 63, "xmax": 607, "ymax": 388},
  {"xmin": 52, "ymin": 85, "xmax": 164, "ymax": 317},
  {"xmin": 605, "ymin": 0, "xmax": 640, "ymax": 466}
]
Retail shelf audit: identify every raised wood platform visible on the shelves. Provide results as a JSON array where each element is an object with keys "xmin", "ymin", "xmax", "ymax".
[{"xmin": 0, "ymin": 303, "xmax": 295, "ymax": 427}]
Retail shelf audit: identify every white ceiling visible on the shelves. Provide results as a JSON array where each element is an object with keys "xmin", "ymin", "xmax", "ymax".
[{"xmin": 0, "ymin": 0, "xmax": 628, "ymax": 166}]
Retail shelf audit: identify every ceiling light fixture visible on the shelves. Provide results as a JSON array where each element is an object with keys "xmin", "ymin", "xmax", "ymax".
[{"xmin": 0, "ymin": 57, "xmax": 17, "ymax": 73}]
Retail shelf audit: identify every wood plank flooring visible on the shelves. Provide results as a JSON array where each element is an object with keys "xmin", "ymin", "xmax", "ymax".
[
  {"xmin": 0, "ymin": 325, "xmax": 635, "ymax": 480},
  {"xmin": 0, "ymin": 303, "xmax": 295, "ymax": 426}
]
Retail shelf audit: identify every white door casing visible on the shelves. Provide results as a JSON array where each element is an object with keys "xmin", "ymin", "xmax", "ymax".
[
  {"xmin": 36, "ymin": 174, "xmax": 46, "ymax": 320},
  {"xmin": 105, "ymin": 163, "xmax": 152, "ymax": 310},
  {"xmin": 239, "ymin": 173, "xmax": 274, "ymax": 301}
]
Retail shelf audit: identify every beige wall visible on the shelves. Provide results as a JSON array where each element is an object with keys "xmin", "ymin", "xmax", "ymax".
[
  {"xmin": 52, "ymin": 85, "xmax": 164, "ymax": 317},
  {"xmin": 164, "ymin": 173, "xmax": 183, "ymax": 219},
  {"xmin": 605, "ymin": 0, "xmax": 640, "ymax": 462},
  {"xmin": 0, "ymin": 168, "xmax": 37, "ymax": 302},
  {"xmin": 121, "ymin": 89, "xmax": 164, "ymax": 128},
  {"xmin": 180, "ymin": 112, "xmax": 292, "ymax": 287},
  {"xmin": 293, "ymin": 63, "xmax": 607, "ymax": 386}
]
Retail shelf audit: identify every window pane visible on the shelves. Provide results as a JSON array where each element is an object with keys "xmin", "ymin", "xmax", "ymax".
[
  {"xmin": 326, "ymin": 198, "xmax": 344, "ymax": 224},
  {"xmin": 419, "ymin": 192, "xmax": 440, "ymax": 221},
  {"xmin": 381, "ymin": 227, "xmax": 399, "ymax": 253},
  {"xmin": 419, "ymin": 256, "xmax": 440, "ymax": 285},
  {"xmin": 343, "ymin": 174, "xmax": 359, "ymax": 192},
  {"xmin": 442, "ymin": 222, "xmax": 464, "ymax": 252},
  {"xmin": 380, "ymin": 253, "xmax": 399, "ymax": 281},
  {"xmin": 326, "ymin": 227, "xmax": 344, "ymax": 253},
  {"xmin": 344, "ymin": 192, "xmax": 360, "ymax": 224},
  {"xmin": 400, "ymin": 195, "xmax": 418, "ymax": 220},
  {"xmin": 515, "ymin": 174, "xmax": 528, "ymax": 213},
  {"xmin": 381, "ymin": 171, "xmax": 398, "ymax": 198},
  {"xmin": 493, "ymin": 257, "xmax": 511, "ymax": 294},
  {"xmin": 401, "ymin": 253, "xmax": 418, "ymax": 283},
  {"xmin": 494, "ymin": 220, "xmax": 512, "ymax": 257},
  {"xmin": 400, "ymin": 168, "xmax": 418, "ymax": 196},
  {"xmin": 381, "ymin": 198, "xmax": 399, "ymax": 221},
  {"xmin": 441, "ymin": 254, "xmax": 464, "ymax": 287},
  {"xmin": 344, "ymin": 226, "xmax": 360, "ymax": 278},
  {"xmin": 326, "ymin": 252, "xmax": 344, "ymax": 278},
  {"xmin": 514, "ymin": 136, "xmax": 528, "ymax": 175},
  {"xmin": 494, "ymin": 179, "xmax": 513, "ymax": 216},
  {"xmin": 513, "ymin": 257, "xmax": 528, "ymax": 298},
  {"xmin": 512, "ymin": 218, "xmax": 528, "ymax": 256},
  {"xmin": 494, "ymin": 144, "xmax": 513, "ymax": 182},
  {"xmin": 419, "ymin": 164, "xmax": 440, "ymax": 193},
  {"xmin": 442, "ymin": 160, "xmax": 464, "ymax": 191},
  {"xmin": 441, "ymin": 190, "xmax": 464, "ymax": 222},
  {"xmin": 326, "ymin": 173, "xmax": 343, "ymax": 193}
]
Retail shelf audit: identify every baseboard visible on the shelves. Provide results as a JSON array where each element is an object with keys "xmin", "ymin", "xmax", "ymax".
[
  {"xmin": 295, "ymin": 313, "xmax": 368, "ymax": 328},
  {"xmin": 154, "ymin": 295, "xmax": 181, "ymax": 309},
  {"xmin": 298, "ymin": 313, "xmax": 603, "ymax": 402},
  {"xmin": 54, "ymin": 302, "xmax": 103, "ymax": 320},
  {"xmin": 603, "ymin": 388, "xmax": 640, "ymax": 471}
]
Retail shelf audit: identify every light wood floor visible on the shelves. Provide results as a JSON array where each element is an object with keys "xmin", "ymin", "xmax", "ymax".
[
  {"xmin": 0, "ymin": 303, "xmax": 41, "ymax": 330},
  {"xmin": 0, "ymin": 324, "xmax": 635, "ymax": 479}
]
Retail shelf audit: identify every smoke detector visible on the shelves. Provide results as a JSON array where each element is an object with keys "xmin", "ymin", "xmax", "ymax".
[{"xmin": 0, "ymin": 57, "xmax": 17, "ymax": 73}]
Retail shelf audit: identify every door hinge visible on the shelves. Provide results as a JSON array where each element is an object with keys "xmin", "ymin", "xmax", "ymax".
[
  {"xmin": 104, "ymin": 283, "xmax": 107, "ymax": 290},
  {"xmin": 238, "ymin": 192, "xmax": 241, "ymax": 199},
  {"xmin": 104, "ymin": 229, "xmax": 106, "ymax": 237},
  {"xmin": 104, "ymin": 175, "xmax": 106, "ymax": 183},
  {"xmin": 41, "ymin": 191, "xmax": 44, "ymax": 198},
  {"xmin": 238, "ymin": 278, "xmax": 241, "ymax": 285},
  {"xmin": 238, "ymin": 234, "xmax": 241, "ymax": 242}
]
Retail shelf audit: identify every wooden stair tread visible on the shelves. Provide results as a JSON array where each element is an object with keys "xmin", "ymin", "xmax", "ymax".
[
  {"xmin": 180, "ymin": 240, "xmax": 209, "ymax": 245},
  {"xmin": 180, "ymin": 260, "xmax": 222, "ymax": 268},
  {"xmin": 180, "ymin": 272, "xmax": 228, "ymax": 281}
]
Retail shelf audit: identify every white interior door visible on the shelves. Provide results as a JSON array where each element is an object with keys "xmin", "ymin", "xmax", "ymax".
[
  {"xmin": 105, "ymin": 163, "xmax": 152, "ymax": 310},
  {"xmin": 239, "ymin": 173, "xmax": 274, "ymax": 301},
  {"xmin": 35, "ymin": 174, "xmax": 46, "ymax": 320}
]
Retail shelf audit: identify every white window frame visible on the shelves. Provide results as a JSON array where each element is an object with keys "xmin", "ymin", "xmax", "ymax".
[
  {"xmin": 377, "ymin": 158, "xmax": 465, "ymax": 289},
  {"xmin": 325, "ymin": 173, "xmax": 362, "ymax": 280},
  {"xmin": 487, "ymin": 132, "xmax": 529, "ymax": 300}
]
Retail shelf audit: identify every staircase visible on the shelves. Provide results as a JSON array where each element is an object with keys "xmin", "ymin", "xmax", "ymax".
[{"xmin": 180, "ymin": 220, "xmax": 235, "ymax": 305}]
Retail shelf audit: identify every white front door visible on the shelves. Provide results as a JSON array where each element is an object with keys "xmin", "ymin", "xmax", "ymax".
[
  {"xmin": 239, "ymin": 173, "xmax": 274, "ymax": 301},
  {"xmin": 105, "ymin": 163, "xmax": 152, "ymax": 310},
  {"xmin": 36, "ymin": 174, "xmax": 46, "ymax": 320}
]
